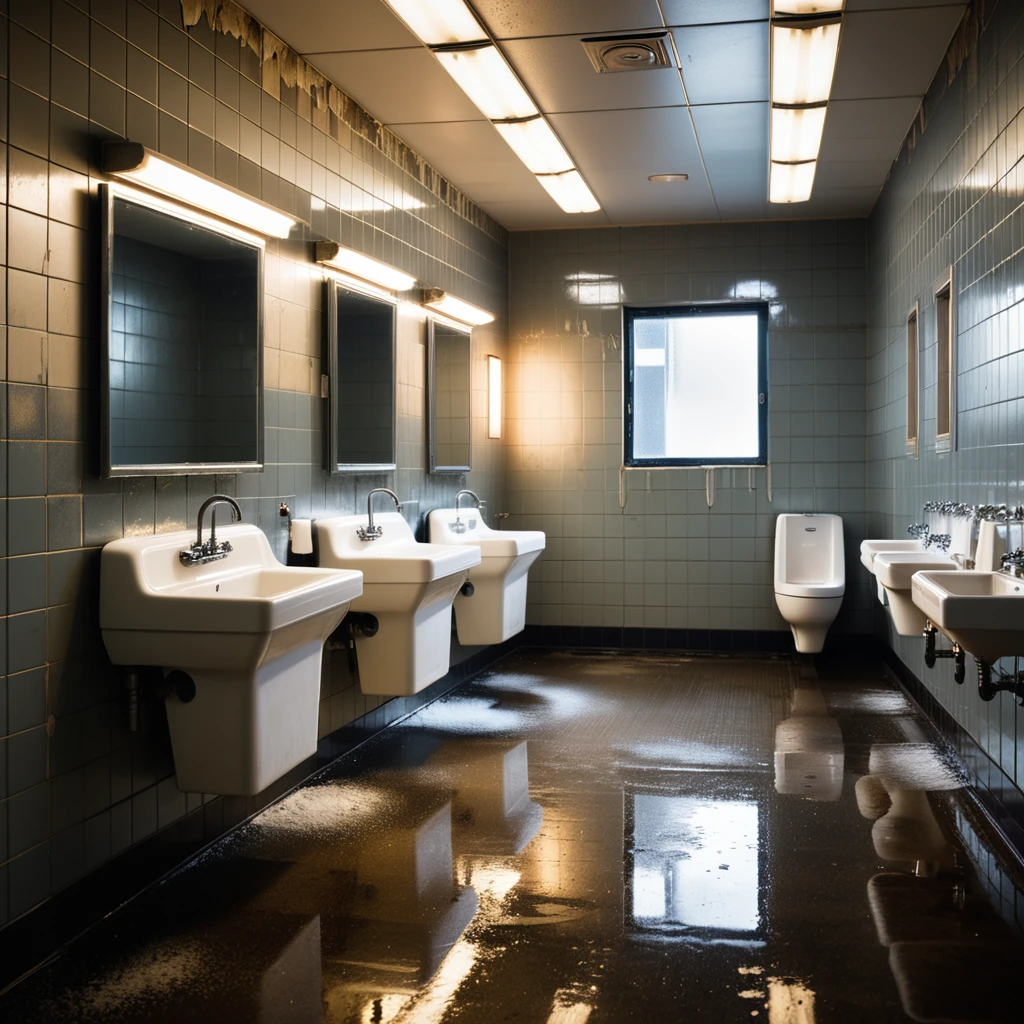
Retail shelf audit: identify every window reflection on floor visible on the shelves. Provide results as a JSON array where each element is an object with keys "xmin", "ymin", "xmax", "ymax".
[{"xmin": 629, "ymin": 795, "xmax": 761, "ymax": 937}]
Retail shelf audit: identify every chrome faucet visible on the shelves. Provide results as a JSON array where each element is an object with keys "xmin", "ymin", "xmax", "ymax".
[
  {"xmin": 908, "ymin": 523, "xmax": 930, "ymax": 542},
  {"xmin": 1001, "ymin": 549, "xmax": 1024, "ymax": 578},
  {"xmin": 358, "ymin": 488, "xmax": 403, "ymax": 541},
  {"xmin": 926, "ymin": 533, "xmax": 951, "ymax": 552},
  {"xmin": 452, "ymin": 489, "xmax": 484, "ymax": 534},
  {"xmin": 180, "ymin": 494, "xmax": 242, "ymax": 566}
]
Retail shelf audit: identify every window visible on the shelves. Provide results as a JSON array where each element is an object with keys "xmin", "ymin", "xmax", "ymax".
[
  {"xmin": 906, "ymin": 306, "xmax": 919, "ymax": 454},
  {"xmin": 935, "ymin": 274, "xmax": 953, "ymax": 451},
  {"xmin": 624, "ymin": 303, "xmax": 768, "ymax": 467}
]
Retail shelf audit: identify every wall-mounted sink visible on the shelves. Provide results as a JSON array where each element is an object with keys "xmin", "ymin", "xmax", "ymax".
[
  {"xmin": 860, "ymin": 539, "xmax": 924, "ymax": 603},
  {"xmin": 427, "ymin": 507, "xmax": 545, "ymax": 645},
  {"xmin": 873, "ymin": 551, "xmax": 957, "ymax": 635},
  {"xmin": 101, "ymin": 524, "xmax": 362, "ymax": 795},
  {"xmin": 317, "ymin": 511, "xmax": 480, "ymax": 695},
  {"xmin": 911, "ymin": 570, "xmax": 1024, "ymax": 663}
]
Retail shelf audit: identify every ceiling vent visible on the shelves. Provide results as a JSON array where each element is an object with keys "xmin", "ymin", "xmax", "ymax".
[{"xmin": 581, "ymin": 33, "xmax": 674, "ymax": 73}]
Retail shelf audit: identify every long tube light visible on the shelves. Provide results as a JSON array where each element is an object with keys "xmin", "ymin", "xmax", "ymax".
[
  {"xmin": 384, "ymin": 0, "xmax": 601, "ymax": 215},
  {"xmin": 768, "ymin": 5, "xmax": 844, "ymax": 204},
  {"xmin": 487, "ymin": 355, "xmax": 502, "ymax": 439},
  {"xmin": 315, "ymin": 241, "xmax": 417, "ymax": 291},
  {"xmin": 102, "ymin": 142, "xmax": 296, "ymax": 238},
  {"xmin": 423, "ymin": 288, "xmax": 495, "ymax": 326}
]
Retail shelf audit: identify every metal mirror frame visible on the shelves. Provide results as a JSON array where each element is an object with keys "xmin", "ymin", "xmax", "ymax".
[
  {"xmin": 326, "ymin": 278, "xmax": 398, "ymax": 474},
  {"xmin": 427, "ymin": 315, "xmax": 473, "ymax": 475},
  {"xmin": 100, "ymin": 182, "xmax": 265, "ymax": 478}
]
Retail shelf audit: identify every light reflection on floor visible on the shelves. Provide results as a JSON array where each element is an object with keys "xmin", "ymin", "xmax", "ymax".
[{"xmin": 1, "ymin": 650, "xmax": 1022, "ymax": 1023}]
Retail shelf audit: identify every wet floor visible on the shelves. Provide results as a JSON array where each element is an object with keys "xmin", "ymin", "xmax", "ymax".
[{"xmin": 2, "ymin": 650, "xmax": 1023, "ymax": 1023}]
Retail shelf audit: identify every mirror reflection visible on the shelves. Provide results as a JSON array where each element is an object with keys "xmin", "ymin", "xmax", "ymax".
[
  {"xmin": 103, "ymin": 189, "xmax": 263, "ymax": 476},
  {"xmin": 429, "ymin": 319, "xmax": 472, "ymax": 473},
  {"xmin": 329, "ymin": 284, "xmax": 397, "ymax": 472}
]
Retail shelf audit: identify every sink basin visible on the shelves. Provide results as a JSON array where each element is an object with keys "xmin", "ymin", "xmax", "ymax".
[
  {"xmin": 860, "ymin": 539, "xmax": 924, "ymax": 603},
  {"xmin": 427, "ymin": 508, "xmax": 545, "ymax": 645},
  {"xmin": 317, "ymin": 512, "xmax": 480, "ymax": 696},
  {"xmin": 911, "ymin": 571, "xmax": 1024, "ymax": 662},
  {"xmin": 101, "ymin": 524, "xmax": 362, "ymax": 795},
  {"xmin": 872, "ymin": 551, "xmax": 957, "ymax": 636}
]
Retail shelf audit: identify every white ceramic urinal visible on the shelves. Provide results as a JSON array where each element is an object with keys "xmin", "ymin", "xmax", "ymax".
[{"xmin": 774, "ymin": 513, "xmax": 845, "ymax": 653}]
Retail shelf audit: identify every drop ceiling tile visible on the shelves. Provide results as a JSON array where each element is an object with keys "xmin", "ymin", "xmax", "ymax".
[
  {"xmin": 820, "ymin": 97, "xmax": 921, "ymax": 163},
  {"xmin": 473, "ymin": 0, "xmax": 665, "ymax": 40},
  {"xmin": 691, "ymin": 102, "xmax": 768, "ymax": 219},
  {"xmin": 831, "ymin": 8, "xmax": 966, "ymax": 101},
  {"xmin": 671, "ymin": 22, "xmax": 769, "ymax": 105},
  {"xmin": 777, "ymin": 185, "xmax": 882, "ymax": 219},
  {"xmin": 548, "ymin": 107, "xmax": 720, "ymax": 224},
  {"xmin": 502, "ymin": 36, "xmax": 685, "ymax": 114},
  {"xmin": 305, "ymin": 49, "xmax": 484, "ymax": 125},
  {"xmin": 845, "ymin": 0, "xmax": 964, "ymax": 10},
  {"xmin": 240, "ymin": 0, "xmax": 418, "ymax": 54},
  {"xmin": 661, "ymin": 0, "xmax": 769, "ymax": 25},
  {"xmin": 814, "ymin": 158, "xmax": 894, "ymax": 190}
]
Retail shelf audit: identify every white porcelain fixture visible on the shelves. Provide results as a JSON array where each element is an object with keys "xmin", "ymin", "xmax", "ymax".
[
  {"xmin": 774, "ymin": 513, "xmax": 845, "ymax": 653},
  {"xmin": 911, "ymin": 570, "xmax": 1024, "ymax": 663},
  {"xmin": 872, "ymin": 551, "xmax": 957, "ymax": 636},
  {"xmin": 100, "ymin": 525, "xmax": 362, "ymax": 796},
  {"xmin": 316, "ymin": 512, "xmax": 480, "ymax": 695},
  {"xmin": 860, "ymin": 538, "xmax": 924, "ymax": 603},
  {"xmin": 427, "ymin": 506, "xmax": 544, "ymax": 646}
]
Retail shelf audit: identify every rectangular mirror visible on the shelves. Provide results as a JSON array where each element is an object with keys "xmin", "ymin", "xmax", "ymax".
[
  {"xmin": 101, "ymin": 184, "xmax": 264, "ymax": 477},
  {"xmin": 327, "ymin": 281, "xmax": 397, "ymax": 473},
  {"xmin": 428, "ymin": 318, "xmax": 472, "ymax": 474}
]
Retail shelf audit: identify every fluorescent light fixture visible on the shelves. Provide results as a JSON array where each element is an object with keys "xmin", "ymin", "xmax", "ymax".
[
  {"xmin": 536, "ymin": 170, "xmax": 601, "ymax": 214},
  {"xmin": 434, "ymin": 44, "xmax": 538, "ymax": 120},
  {"xmin": 772, "ymin": 1, "xmax": 844, "ymax": 14},
  {"xmin": 769, "ymin": 161, "xmax": 817, "ymax": 203},
  {"xmin": 423, "ymin": 288, "xmax": 496, "ymax": 326},
  {"xmin": 315, "ymin": 241, "xmax": 417, "ymax": 291},
  {"xmin": 493, "ymin": 117, "xmax": 574, "ymax": 175},
  {"xmin": 384, "ymin": 0, "xmax": 485, "ymax": 46},
  {"xmin": 770, "ymin": 105, "xmax": 827, "ymax": 162},
  {"xmin": 102, "ymin": 142, "xmax": 296, "ymax": 238},
  {"xmin": 487, "ymin": 355, "xmax": 502, "ymax": 439},
  {"xmin": 771, "ymin": 19, "xmax": 841, "ymax": 105},
  {"xmin": 648, "ymin": 173, "xmax": 689, "ymax": 182}
]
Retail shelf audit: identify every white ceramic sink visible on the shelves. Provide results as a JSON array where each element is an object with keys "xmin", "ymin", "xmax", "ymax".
[
  {"xmin": 427, "ymin": 508, "xmax": 545, "ymax": 645},
  {"xmin": 860, "ymin": 538, "xmax": 924, "ymax": 573},
  {"xmin": 872, "ymin": 550, "xmax": 957, "ymax": 637},
  {"xmin": 316, "ymin": 512, "xmax": 480, "ymax": 696},
  {"xmin": 101, "ymin": 524, "xmax": 363, "ymax": 795},
  {"xmin": 911, "ymin": 570, "xmax": 1024, "ymax": 662}
]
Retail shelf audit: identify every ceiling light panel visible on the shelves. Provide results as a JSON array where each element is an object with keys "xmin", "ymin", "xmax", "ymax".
[
  {"xmin": 769, "ymin": 160, "xmax": 817, "ymax": 203},
  {"xmin": 536, "ymin": 170, "xmax": 601, "ymax": 214},
  {"xmin": 493, "ymin": 117, "xmax": 574, "ymax": 175},
  {"xmin": 434, "ymin": 44, "xmax": 539, "ymax": 121},
  {"xmin": 383, "ymin": 0, "xmax": 486, "ymax": 46},
  {"xmin": 771, "ymin": 20, "xmax": 841, "ymax": 105},
  {"xmin": 772, "ymin": 1, "xmax": 844, "ymax": 14},
  {"xmin": 770, "ymin": 106, "xmax": 827, "ymax": 163}
]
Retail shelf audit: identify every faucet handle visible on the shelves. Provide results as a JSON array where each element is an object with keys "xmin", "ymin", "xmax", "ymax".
[
  {"xmin": 908, "ymin": 523, "xmax": 930, "ymax": 540},
  {"xmin": 927, "ymin": 533, "xmax": 951, "ymax": 552}
]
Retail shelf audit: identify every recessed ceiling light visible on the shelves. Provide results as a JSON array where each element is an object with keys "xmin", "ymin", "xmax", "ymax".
[{"xmin": 648, "ymin": 173, "xmax": 689, "ymax": 183}]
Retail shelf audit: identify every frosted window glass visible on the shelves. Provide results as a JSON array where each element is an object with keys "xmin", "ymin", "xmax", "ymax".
[{"xmin": 629, "ymin": 309, "xmax": 764, "ymax": 464}]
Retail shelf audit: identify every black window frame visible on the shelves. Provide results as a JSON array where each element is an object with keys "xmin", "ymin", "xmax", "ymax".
[{"xmin": 623, "ymin": 301, "xmax": 769, "ymax": 468}]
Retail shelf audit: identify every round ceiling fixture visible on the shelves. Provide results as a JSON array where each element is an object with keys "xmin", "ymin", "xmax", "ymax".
[{"xmin": 648, "ymin": 173, "xmax": 689, "ymax": 182}]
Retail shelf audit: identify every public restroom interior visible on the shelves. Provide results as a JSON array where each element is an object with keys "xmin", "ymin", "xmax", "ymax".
[{"xmin": 3, "ymin": 0, "xmax": 1024, "ymax": 1020}]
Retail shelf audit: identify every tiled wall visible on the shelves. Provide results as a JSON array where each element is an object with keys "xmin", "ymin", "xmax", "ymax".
[
  {"xmin": 0, "ymin": 0, "xmax": 508, "ymax": 928},
  {"xmin": 866, "ymin": 1, "xmax": 1024, "ymax": 798},
  {"xmin": 506, "ymin": 223, "xmax": 869, "ymax": 639}
]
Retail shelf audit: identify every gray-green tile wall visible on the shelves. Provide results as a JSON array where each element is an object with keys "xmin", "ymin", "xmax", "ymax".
[
  {"xmin": 506, "ymin": 223, "xmax": 869, "ymax": 637},
  {"xmin": 867, "ymin": 1, "xmax": 1024, "ymax": 796},
  {"xmin": 0, "ymin": 0, "xmax": 509, "ymax": 927}
]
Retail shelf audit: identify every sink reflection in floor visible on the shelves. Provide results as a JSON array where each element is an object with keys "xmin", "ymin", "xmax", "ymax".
[{"xmin": 2, "ymin": 651, "xmax": 1023, "ymax": 1024}]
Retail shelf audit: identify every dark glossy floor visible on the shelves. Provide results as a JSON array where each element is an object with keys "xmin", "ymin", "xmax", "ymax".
[{"xmin": 2, "ymin": 650, "xmax": 1023, "ymax": 1023}]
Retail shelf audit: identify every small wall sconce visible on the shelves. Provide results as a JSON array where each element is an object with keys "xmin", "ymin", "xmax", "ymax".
[
  {"xmin": 102, "ymin": 142, "xmax": 297, "ymax": 238},
  {"xmin": 315, "ymin": 241, "xmax": 417, "ymax": 292},
  {"xmin": 488, "ymin": 355, "xmax": 502, "ymax": 439},
  {"xmin": 423, "ymin": 288, "xmax": 496, "ymax": 326}
]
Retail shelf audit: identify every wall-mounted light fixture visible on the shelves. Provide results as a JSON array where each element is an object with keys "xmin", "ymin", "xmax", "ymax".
[
  {"xmin": 383, "ymin": 0, "xmax": 600, "ymax": 215},
  {"xmin": 487, "ymin": 355, "xmax": 502, "ymax": 439},
  {"xmin": 768, "ymin": 2, "xmax": 844, "ymax": 204},
  {"xmin": 315, "ymin": 241, "xmax": 417, "ymax": 291},
  {"xmin": 102, "ymin": 142, "xmax": 297, "ymax": 238},
  {"xmin": 422, "ymin": 288, "xmax": 496, "ymax": 326}
]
